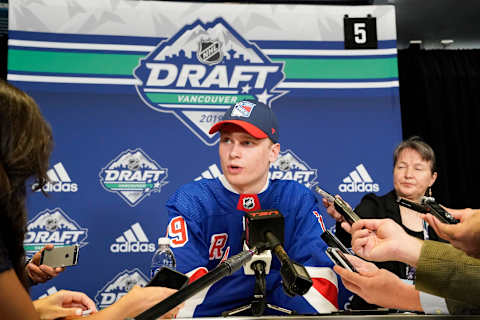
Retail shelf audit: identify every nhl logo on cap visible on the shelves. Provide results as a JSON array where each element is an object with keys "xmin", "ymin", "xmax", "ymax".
[{"xmin": 231, "ymin": 101, "xmax": 255, "ymax": 118}]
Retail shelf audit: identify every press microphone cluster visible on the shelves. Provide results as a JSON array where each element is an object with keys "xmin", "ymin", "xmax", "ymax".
[{"xmin": 245, "ymin": 210, "xmax": 313, "ymax": 296}]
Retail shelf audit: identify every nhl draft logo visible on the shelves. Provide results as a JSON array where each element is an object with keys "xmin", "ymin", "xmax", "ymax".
[
  {"xmin": 197, "ymin": 40, "xmax": 223, "ymax": 65},
  {"xmin": 269, "ymin": 149, "xmax": 318, "ymax": 188},
  {"xmin": 23, "ymin": 208, "xmax": 88, "ymax": 259},
  {"xmin": 99, "ymin": 149, "xmax": 168, "ymax": 207},
  {"xmin": 94, "ymin": 269, "xmax": 148, "ymax": 309},
  {"xmin": 242, "ymin": 197, "xmax": 255, "ymax": 210},
  {"xmin": 133, "ymin": 17, "xmax": 286, "ymax": 146}
]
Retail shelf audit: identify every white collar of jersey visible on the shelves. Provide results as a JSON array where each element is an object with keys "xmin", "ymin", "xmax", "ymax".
[{"xmin": 218, "ymin": 175, "xmax": 269, "ymax": 194}]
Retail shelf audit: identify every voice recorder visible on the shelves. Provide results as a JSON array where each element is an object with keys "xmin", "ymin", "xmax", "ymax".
[{"xmin": 314, "ymin": 186, "xmax": 360, "ymax": 225}]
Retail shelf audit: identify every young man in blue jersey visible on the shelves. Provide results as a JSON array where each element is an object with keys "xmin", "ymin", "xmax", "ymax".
[{"xmin": 165, "ymin": 100, "xmax": 338, "ymax": 317}]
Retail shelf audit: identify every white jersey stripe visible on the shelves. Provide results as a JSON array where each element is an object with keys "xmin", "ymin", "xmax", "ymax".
[
  {"xmin": 304, "ymin": 267, "xmax": 338, "ymax": 313},
  {"xmin": 177, "ymin": 268, "xmax": 212, "ymax": 318},
  {"xmin": 303, "ymin": 286, "xmax": 338, "ymax": 313},
  {"xmin": 131, "ymin": 223, "xmax": 149, "ymax": 242},
  {"xmin": 116, "ymin": 236, "xmax": 126, "ymax": 243}
]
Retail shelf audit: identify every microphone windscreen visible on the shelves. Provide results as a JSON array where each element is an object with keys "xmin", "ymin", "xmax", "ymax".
[{"xmin": 245, "ymin": 210, "xmax": 284, "ymax": 249}]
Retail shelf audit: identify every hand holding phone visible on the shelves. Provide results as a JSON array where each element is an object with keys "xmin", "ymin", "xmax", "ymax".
[
  {"xmin": 326, "ymin": 247, "xmax": 357, "ymax": 273},
  {"xmin": 40, "ymin": 244, "xmax": 79, "ymax": 268},
  {"xmin": 147, "ymin": 266, "xmax": 189, "ymax": 290},
  {"xmin": 315, "ymin": 186, "xmax": 360, "ymax": 225}
]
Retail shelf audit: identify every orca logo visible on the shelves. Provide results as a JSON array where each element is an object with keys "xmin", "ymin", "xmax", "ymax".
[
  {"xmin": 99, "ymin": 148, "xmax": 168, "ymax": 207},
  {"xmin": 94, "ymin": 269, "xmax": 148, "ymax": 309},
  {"xmin": 269, "ymin": 150, "xmax": 318, "ymax": 189},
  {"xmin": 23, "ymin": 208, "xmax": 88, "ymax": 259},
  {"xmin": 133, "ymin": 17, "xmax": 286, "ymax": 146}
]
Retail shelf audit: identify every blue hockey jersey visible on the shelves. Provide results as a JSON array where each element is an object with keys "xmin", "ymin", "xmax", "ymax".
[{"xmin": 166, "ymin": 176, "xmax": 338, "ymax": 317}]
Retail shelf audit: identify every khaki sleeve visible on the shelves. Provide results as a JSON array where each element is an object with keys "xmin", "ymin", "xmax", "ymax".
[{"xmin": 415, "ymin": 240, "xmax": 480, "ymax": 307}]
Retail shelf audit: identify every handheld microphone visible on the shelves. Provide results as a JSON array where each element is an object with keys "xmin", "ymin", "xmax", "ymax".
[
  {"xmin": 421, "ymin": 196, "xmax": 460, "ymax": 224},
  {"xmin": 397, "ymin": 197, "xmax": 459, "ymax": 224},
  {"xmin": 245, "ymin": 210, "xmax": 313, "ymax": 296},
  {"xmin": 243, "ymin": 241, "xmax": 272, "ymax": 275},
  {"xmin": 134, "ymin": 248, "xmax": 257, "ymax": 320},
  {"xmin": 396, "ymin": 197, "xmax": 429, "ymax": 213}
]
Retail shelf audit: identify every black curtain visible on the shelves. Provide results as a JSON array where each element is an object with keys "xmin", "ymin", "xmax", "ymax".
[{"xmin": 398, "ymin": 49, "xmax": 480, "ymax": 209}]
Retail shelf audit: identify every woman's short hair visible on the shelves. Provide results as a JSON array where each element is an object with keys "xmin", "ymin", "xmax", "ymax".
[{"xmin": 393, "ymin": 136, "xmax": 436, "ymax": 173}]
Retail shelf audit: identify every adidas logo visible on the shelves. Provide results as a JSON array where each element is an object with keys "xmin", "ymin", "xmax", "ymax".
[
  {"xmin": 34, "ymin": 162, "xmax": 78, "ymax": 192},
  {"xmin": 194, "ymin": 164, "xmax": 222, "ymax": 181},
  {"xmin": 110, "ymin": 222, "xmax": 155, "ymax": 253},
  {"xmin": 38, "ymin": 286, "xmax": 58, "ymax": 299},
  {"xmin": 338, "ymin": 164, "xmax": 379, "ymax": 193}
]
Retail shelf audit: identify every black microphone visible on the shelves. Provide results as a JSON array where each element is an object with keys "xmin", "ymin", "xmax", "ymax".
[
  {"xmin": 397, "ymin": 196, "xmax": 459, "ymax": 225},
  {"xmin": 396, "ymin": 197, "xmax": 429, "ymax": 213},
  {"xmin": 134, "ymin": 248, "xmax": 257, "ymax": 320},
  {"xmin": 245, "ymin": 210, "xmax": 313, "ymax": 296},
  {"xmin": 421, "ymin": 196, "xmax": 460, "ymax": 224}
]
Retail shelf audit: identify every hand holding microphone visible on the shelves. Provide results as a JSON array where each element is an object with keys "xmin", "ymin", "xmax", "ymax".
[{"xmin": 316, "ymin": 186, "xmax": 360, "ymax": 234}]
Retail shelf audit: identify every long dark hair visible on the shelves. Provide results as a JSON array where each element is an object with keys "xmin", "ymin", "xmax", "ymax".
[{"xmin": 0, "ymin": 80, "xmax": 53, "ymax": 289}]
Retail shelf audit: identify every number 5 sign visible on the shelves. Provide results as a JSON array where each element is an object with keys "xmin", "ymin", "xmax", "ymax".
[{"xmin": 343, "ymin": 15, "xmax": 378, "ymax": 49}]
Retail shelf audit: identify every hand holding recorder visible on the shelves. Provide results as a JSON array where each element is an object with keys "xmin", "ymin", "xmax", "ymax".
[
  {"xmin": 396, "ymin": 196, "xmax": 459, "ymax": 224},
  {"xmin": 316, "ymin": 186, "xmax": 360, "ymax": 228}
]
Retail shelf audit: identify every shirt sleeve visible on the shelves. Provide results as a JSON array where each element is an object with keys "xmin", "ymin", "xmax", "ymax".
[
  {"xmin": 165, "ymin": 190, "xmax": 211, "ymax": 318},
  {"xmin": 415, "ymin": 240, "xmax": 480, "ymax": 307},
  {"xmin": 165, "ymin": 191, "xmax": 209, "ymax": 275},
  {"xmin": 401, "ymin": 279, "xmax": 449, "ymax": 314}
]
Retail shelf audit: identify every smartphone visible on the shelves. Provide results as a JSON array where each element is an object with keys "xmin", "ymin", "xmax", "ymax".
[
  {"xmin": 147, "ymin": 266, "xmax": 189, "ymax": 290},
  {"xmin": 40, "ymin": 244, "xmax": 79, "ymax": 268},
  {"xmin": 314, "ymin": 186, "xmax": 361, "ymax": 225},
  {"xmin": 325, "ymin": 247, "xmax": 357, "ymax": 273},
  {"xmin": 321, "ymin": 230, "xmax": 351, "ymax": 255}
]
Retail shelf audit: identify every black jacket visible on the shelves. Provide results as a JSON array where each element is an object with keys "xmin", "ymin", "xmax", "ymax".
[{"xmin": 336, "ymin": 190, "xmax": 446, "ymax": 310}]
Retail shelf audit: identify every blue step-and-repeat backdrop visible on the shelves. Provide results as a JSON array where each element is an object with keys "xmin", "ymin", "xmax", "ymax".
[{"xmin": 8, "ymin": 0, "xmax": 401, "ymax": 310}]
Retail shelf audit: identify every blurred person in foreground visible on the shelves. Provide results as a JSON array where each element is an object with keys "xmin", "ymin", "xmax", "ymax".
[
  {"xmin": 0, "ymin": 80, "xmax": 180, "ymax": 319},
  {"xmin": 335, "ymin": 214, "xmax": 480, "ymax": 314}
]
